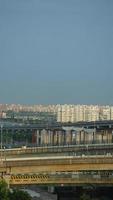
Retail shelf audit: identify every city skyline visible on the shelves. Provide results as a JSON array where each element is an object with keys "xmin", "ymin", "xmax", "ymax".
[
  {"xmin": 0, "ymin": 103, "xmax": 113, "ymax": 123},
  {"xmin": 0, "ymin": 0, "xmax": 113, "ymax": 104}
]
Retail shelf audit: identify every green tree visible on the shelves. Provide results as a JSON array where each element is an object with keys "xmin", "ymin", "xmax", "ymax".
[
  {"xmin": 80, "ymin": 193, "xmax": 91, "ymax": 200},
  {"xmin": 0, "ymin": 180, "xmax": 31, "ymax": 200},
  {"xmin": 9, "ymin": 189, "xmax": 31, "ymax": 200},
  {"xmin": 0, "ymin": 179, "xmax": 9, "ymax": 200}
]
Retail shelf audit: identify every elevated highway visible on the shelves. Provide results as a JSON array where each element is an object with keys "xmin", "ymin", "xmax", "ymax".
[
  {"xmin": 0, "ymin": 155, "xmax": 113, "ymax": 186},
  {"xmin": 0, "ymin": 120, "xmax": 113, "ymax": 147},
  {"xmin": 2, "ymin": 143, "xmax": 113, "ymax": 158},
  {"xmin": 1, "ymin": 120, "xmax": 113, "ymax": 129}
]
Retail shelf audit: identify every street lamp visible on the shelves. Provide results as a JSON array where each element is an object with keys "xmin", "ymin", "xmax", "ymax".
[{"xmin": 1, "ymin": 124, "xmax": 3, "ymax": 163}]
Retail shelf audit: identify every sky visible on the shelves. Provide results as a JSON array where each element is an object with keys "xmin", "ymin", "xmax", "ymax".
[{"xmin": 0, "ymin": 0, "xmax": 113, "ymax": 105}]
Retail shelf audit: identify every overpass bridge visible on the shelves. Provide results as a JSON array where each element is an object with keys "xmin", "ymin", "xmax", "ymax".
[
  {"xmin": 0, "ymin": 155, "xmax": 113, "ymax": 186},
  {"xmin": 0, "ymin": 120, "xmax": 113, "ymax": 147},
  {"xmin": 2, "ymin": 143, "xmax": 113, "ymax": 158},
  {"xmin": 1, "ymin": 120, "xmax": 113, "ymax": 129}
]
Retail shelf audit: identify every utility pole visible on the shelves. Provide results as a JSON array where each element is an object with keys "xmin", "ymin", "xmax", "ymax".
[{"xmin": 1, "ymin": 124, "xmax": 3, "ymax": 163}]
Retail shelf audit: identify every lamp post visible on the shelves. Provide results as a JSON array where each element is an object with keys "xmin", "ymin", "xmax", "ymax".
[{"xmin": 1, "ymin": 124, "xmax": 3, "ymax": 163}]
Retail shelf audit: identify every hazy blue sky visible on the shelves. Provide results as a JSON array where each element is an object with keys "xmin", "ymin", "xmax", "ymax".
[{"xmin": 0, "ymin": 0, "xmax": 113, "ymax": 105}]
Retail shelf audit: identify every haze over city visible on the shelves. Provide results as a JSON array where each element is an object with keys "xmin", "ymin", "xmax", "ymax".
[{"xmin": 0, "ymin": 0, "xmax": 113, "ymax": 105}]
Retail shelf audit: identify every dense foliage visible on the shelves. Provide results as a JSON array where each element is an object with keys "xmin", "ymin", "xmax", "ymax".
[
  {"xmin": 0, "ymin": 180, "xmax": 31, "ymax": 200},
  {"xmin": 9, "ymin": 189, "xmax": 31, "ymax": 200},
  {"xmin": 0, "ymin": 180, "xmax": 9, "ymax": 200},
  {"xmin": 80, "ymin": 193, "xmax": 90, "ymax": 200}
]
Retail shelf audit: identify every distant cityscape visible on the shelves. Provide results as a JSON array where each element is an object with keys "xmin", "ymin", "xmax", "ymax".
[{"xmin": 0, "ymin": 104, "xmax": 113, "ymax": 123}]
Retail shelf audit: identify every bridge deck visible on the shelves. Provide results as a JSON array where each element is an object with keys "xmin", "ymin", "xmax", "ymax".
[{"xmin": 0, "ymin": 155, "xmax": 113, "ymax": 185}]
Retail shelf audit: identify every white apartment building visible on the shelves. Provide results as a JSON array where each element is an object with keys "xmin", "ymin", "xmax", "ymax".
[
  {"xmin": 84, "ymin": 105, "xmax": 100, "ymax": 121},
  {"xmin": 74, "ymin": 105, "xmax": 85, "ymax": 122},
  {"xmin": 60, "ymin": 105, "xmax": 73, "ymax": 122},
  {"xmin": 110, "ymin": 106, "xmax": 113, "ymax": 120},
  {"xmin": 99, "ymin": 106, "xmax": 111, "ymax": 120},
  {"xmin": 57, "ymin": 104, "xmax": 110, "ymax": 123}
]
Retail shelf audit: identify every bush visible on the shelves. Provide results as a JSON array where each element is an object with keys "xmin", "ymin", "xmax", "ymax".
[
  {"xmin": 80, "ymin": 193, "xmax": 91, "ymax": 200},
  {"xmin": 0, "ymin": 180, "xmax": 31, "ymax": 200}
]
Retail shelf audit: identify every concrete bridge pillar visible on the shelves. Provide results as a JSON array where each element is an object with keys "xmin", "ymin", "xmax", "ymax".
[
  {"xmin": 36, "ymin": 129, "xmax": 41, "ymax": 146},
  {"xmin": 57, "ymin": 191, "xmax": 78, "ymax": 200},
  {"xmin": 56, "ymin": 186, "xmax": 77, "ymax": 200},
  {"xmin": 57, "ymin": 192, "xmax": 76, "ymax": 200}
]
